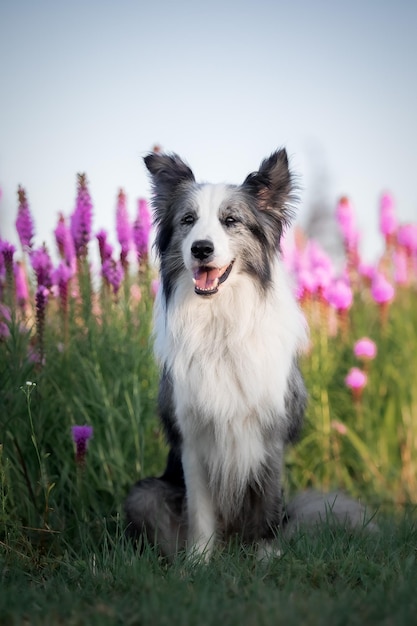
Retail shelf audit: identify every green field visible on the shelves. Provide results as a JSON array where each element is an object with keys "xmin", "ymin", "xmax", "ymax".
[{"xmin": 1, "ymin": 187, "xmax": 417, "ymax": 624}]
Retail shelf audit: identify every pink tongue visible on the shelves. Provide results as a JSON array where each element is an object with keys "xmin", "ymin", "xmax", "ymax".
[{"xmin": 193, "ymin": 267, "xmax": 221, "ymax": 291}]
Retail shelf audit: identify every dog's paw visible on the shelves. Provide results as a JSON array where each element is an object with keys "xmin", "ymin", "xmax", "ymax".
[
  {"xmin": 256, "ymin": 539, "xmax": 282, "ymax": 561},
  {"xmin": 186, "ymin": 535, "xmax": 215, "ymax": 564}
]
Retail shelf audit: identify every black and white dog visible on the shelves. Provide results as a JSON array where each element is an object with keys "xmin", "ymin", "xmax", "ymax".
[{"xmin": 125, "ymin": 150, "xmax": 374, "ymax": 558}]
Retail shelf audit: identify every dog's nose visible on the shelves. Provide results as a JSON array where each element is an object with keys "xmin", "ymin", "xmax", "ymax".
[{"xmin": 191, "ymin": 239, "xmax": 214, "ymax": 261}]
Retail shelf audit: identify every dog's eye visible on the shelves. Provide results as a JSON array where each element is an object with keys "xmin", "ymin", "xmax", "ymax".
[
  {"xmin": 224, "ymin": 216, "xmax": 238, "ymax": 227},
  {"xmin": 181, "ymin": 213, "xmax": 196, "ymax": 226}
]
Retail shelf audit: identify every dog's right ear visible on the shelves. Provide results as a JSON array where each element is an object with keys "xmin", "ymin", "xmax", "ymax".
[
  {"xmin": 144, "ymin": 153, "xmax": 196, "ymax": 257},
  {"xmin": 144, "ymin": 153, "xmax": 195, "ymax": 199}
]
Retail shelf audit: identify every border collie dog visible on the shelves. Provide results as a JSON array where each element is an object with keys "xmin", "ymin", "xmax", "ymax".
[{"xmin": 125, "ymin": 149, "xmax": 312, "ymax": 558}]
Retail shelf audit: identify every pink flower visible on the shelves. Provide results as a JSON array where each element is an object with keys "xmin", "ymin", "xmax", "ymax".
[
  {"xmin": 15, "ymin": 186, "xmax": 35, "ymax": 251},
  {"xmin": 358, "ymin": 262, "xmax": 376, "ymax": 282},
  {"xmin": 371, "ymin": 273, "xmax": 395, "ymax": 304},
  {"xmin": 307, "ymin": 241, "xmax": 334, "ymax": 274},
  {"xmin": 345, "ymin": 367, "xmax": 367, "ymax": 399},
  {"xmin": 345, "ymin": 367, "xmax": 367, "ymax": 389},
  {"xmin": 151, "ymin": 279, "xmax": 160, "ymax": 298},
  {"xmin": 336, "ymin": 196, "xmax": 359, "ymax": 251},
  {"xmin": 397, "ymin": 224, "xmax": 417, "ymax": 256},
  {"xmin": 379, "ymin": 192, "xmax": 397, "ymax": 239},
  {"xmin": 14, "ymin": 261, "xmax": 29, "ymax": 309},
  {"xmin": 314, "ymin": 266, "xmax": 333, "ymax": 294},
  {"xmin": 71, "ymin": 425, "xmax": 93, "ymax": 465},
  {"xmin": 393, "ymin": 249, "xmax": 408, "ymax": 285},
  {"xmin": 331, "ymin": 420, "xmax": 348, "ymax": 435},
  {"xmin": 130, "ymin": 283, "xmax": 142, "ymax": 302},
  {"xmin": 297, "ymin": 268, "xmax": 318, "ymax": 299},
  {"xmin": 353, "ymin": 337, "xmax": 377, "ymax": 360},
  {"xmin": 325, "ymin": 278, "xmax": 353, "ymax": 311}
]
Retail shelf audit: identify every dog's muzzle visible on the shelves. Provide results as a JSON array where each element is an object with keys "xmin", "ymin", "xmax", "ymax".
[
  {"xmin": 190, "ymin": 239, "xmax": 234, "ymax": 295},
  {"xmin": 192, "ymin": 262, "xmax": 234, "ymax": 295}
]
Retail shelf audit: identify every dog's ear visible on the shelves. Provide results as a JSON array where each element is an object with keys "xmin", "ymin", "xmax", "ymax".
[
  {"xmin": 144, "ymin": 153, "xmax": 195, "ymax": 198},
  {"xmin": 242, "ymin": 149, "xmax": 295, "ymax": 226},
  {"xmin": 144, "ymin": 153, "xmax": 196, "ymax": 257}
]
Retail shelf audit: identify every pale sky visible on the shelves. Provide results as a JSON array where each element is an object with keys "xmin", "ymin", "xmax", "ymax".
[{"xmin": 1, "ymin": 0, "xmax": 416, "ymax": 264}]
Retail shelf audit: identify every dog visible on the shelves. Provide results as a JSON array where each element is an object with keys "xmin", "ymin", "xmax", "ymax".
[{"xmin": 125, "ymin": 150, "xmax": 376, "ymax": 559}]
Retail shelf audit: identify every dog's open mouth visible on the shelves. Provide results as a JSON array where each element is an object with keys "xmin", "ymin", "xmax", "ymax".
[{"xmin": 193, "ymin": 262, "xmax": 234, "ymax": 296}]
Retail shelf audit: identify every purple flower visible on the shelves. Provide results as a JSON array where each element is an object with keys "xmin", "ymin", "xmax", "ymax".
[
  {"xmin": 133, "ymin": 198, "xmax": 151, "ymax": 260},
  {"xmin": 353, "ymin": 337, "xmax": 377, "ymax": 360},
  {"xmin": 0, "ymin": 304, "xmax": 11, "ymax": 339},
  {"xmin": 54, "ymin": 213, "xmax": 76, "ymax": 268},
  {"xmin": 0, "ymin": 321, "xmax": 10, "ymax": 339},
  {"xmin": 116, "ymin": 189, "xmax": 132, "ymax": 266},
  {"xmin": 379, "ymin": 192, "xmax": 397, "ymax": 240},
  {"xmin": 70, "ymin": 173, "xmax": 93, "ymax": 259},
  {"xmin": 53, "ymin": 262, "xmax": 73, "ymax": 287},
  {"xmin": 102, "ymin": 257, "xmax": 124, "ymax": 294},
  {"xmin": 0, "ymin": 240, "xmax": 16, "ymax": 274},
  {"xmin": 71, "ymin": 424, "xmax": 93, "ymax": 465},
  {"xmin": 0, "ymin": 304, "xmax": 11, "ymax": 323},
  {"xmin": 15, "ymin": 186, "xmax": 35, "ymax": 251},
  {"xmin": 52, "ymin": 262, "xmax": 73, "ymax": 311},
  {"xmin": 30, "ymin": 244, "xmax": 53, "ymax": 289},
  {"xmin": 35, "ymin": 285, "xmax": 49, "ymax": 364},
  {"xmin": 96, "ymin": 229, "xmax": 113, "ymax": 264},
  {"xmin": 371, "ymin": 273, "xmax": 395, "ymax": 305}
]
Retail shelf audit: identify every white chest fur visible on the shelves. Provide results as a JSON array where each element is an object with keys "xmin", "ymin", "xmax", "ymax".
[{"xmin": 154, "ymin": 261, "xmax": 307, "ymax": 492}]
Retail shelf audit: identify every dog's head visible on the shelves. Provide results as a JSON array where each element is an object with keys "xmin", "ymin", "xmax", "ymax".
[{"xmin": 144, "ymin": 150, "xmax": 296, "ymax": 300}]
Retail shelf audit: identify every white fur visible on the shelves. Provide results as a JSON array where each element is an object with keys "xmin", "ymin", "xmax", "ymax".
[
  {"xmin": 182, "ymin": 185, "xmax": 233, "ymax": 272},
  {"xmin": 154, "ymin": 184, "xmax": 308, "ymax": 555}
]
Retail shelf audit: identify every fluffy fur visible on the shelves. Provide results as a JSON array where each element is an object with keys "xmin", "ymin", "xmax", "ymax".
[{"xmin": 125, "ymin": 150, "xmax": 374, "ymax": 558}]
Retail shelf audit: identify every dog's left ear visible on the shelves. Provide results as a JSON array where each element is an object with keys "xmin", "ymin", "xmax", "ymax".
[
  {"xmin": 144, "ymin": 152, "xmax": 195, "ymax": 198},
  {"xmin": 242, "ymin": 149, "xmax": 295, "ymax": 224}
]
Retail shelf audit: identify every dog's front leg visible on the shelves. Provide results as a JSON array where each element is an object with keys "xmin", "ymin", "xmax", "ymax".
[{"xmin": 182, "ymin": 446, "xmax": 216, "ymax": 560}]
